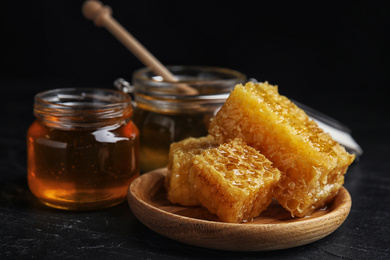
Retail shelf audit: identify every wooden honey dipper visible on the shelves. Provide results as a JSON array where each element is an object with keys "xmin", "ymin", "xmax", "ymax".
[{"xmin": 82, "ymin": 0, "xmax": 198, "ymax": 95}]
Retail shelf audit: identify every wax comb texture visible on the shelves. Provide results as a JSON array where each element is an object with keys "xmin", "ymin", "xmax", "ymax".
[
  {"xmin": 166, "ymin": 135, "xmax": 218, "ymax": 206},
  {"xmin": 189, "ymin": 138, "xmax": 281, "ymax": 223},
  {"xmin": 209, "ymin": 82, "xmax": 355, "ymax": 217}
]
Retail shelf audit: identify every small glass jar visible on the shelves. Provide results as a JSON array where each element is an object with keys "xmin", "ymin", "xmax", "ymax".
[
  {"xmin": 115, "ymin": 66, "xmax": 246, "ymax": 173},
  {"xmin": 27, "ymin": 88, "xmax": 139, "ymax": 210}
]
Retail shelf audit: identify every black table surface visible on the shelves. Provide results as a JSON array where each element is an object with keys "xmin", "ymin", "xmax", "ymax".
[{"xmin": 1, "ymin": 78, "xmax": 389, "ymax": 260}]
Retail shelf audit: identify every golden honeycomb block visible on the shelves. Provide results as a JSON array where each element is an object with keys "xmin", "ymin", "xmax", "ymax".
[
  {"xmin": 208, "ymin": 82, "xmax": 355, "ymax": 217},
  {"xmin": 188, "ymin": 138, "xmax": 281, "ymax": 223},
  {"xmin": 165, "ymin": 135, "xmax": 218, "ymax": 206}
]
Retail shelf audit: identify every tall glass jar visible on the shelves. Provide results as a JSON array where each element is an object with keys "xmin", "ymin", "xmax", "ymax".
[
  {"xmin": 115, "ymin": 66, "xmax": 246, "ymax": 173},
  {"xmin": 27, "ymin": 88, "xmax": 139, "ymax": 210}
]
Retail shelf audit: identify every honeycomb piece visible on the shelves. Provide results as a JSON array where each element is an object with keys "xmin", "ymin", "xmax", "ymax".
[
  {"xmin": 188, "ymin": 138, "xmax": 281, "ymax": 223},
  {"xmin": 208, "ymin": 81, "xmax": 355, "ymax": 217},
  {"xmin": 165, "ymin": 135, "xmax": 218, "ymax": 206}
]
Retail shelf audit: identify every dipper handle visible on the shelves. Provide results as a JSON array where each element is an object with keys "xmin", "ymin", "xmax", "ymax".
[{"xmin": 82, "ymin": 0, "xmax": 198, "ymax": 94}]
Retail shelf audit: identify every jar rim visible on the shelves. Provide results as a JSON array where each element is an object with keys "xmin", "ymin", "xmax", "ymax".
[
  {"xmin": 133, "ymin": 66, "xmax": 246, "ymax": 83},
  {"xmin": 131, "ymin": 65, "xmax": 247, "ymax": 99},
  {"xmin": 35, "ymin": 87, "xmax": 131, "ymax": 108},
  {"xmin": 34, "ymin": 88, "xmax": 133, "ymax": 130}
]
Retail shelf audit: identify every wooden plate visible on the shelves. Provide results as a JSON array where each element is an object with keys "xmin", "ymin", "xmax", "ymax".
[{"xmin": 127, "ymin": 168, "xmax": 352, "ymax": 251}]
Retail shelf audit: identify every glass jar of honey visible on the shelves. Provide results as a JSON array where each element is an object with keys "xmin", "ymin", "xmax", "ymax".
[
  {"xmin": 115, "ymin": 66, "xmax": 246, "ymax": 173},
  {"xmin": 27, "ymin": 88, "xmax": 139, "ymax": 210}
]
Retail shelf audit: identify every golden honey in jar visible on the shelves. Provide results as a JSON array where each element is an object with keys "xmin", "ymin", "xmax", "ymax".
[
  {"xmin": 115, "ymin": 66, "xmax": 246, "ymax": 173},
  {"xmin": 27, "ymin": 88, "xmax": 139, "ymax": 210}
]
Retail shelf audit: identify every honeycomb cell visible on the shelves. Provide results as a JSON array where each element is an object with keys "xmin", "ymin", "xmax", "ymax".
[
  {"xmin": 165, "ymin": 135, "xmax": 218, "ymax": 206},
  {"xmin": 188, "ymin": 138, "xmax": 281, "ymax": 223},
  {"xmin": 209, "ymin": 82, "xmax": 355, "ymax": 217}
]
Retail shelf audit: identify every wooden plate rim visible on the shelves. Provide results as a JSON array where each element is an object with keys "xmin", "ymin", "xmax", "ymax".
[{"xmin": 127, "ymin": 168, "xmax": 352, "ymax": 251}]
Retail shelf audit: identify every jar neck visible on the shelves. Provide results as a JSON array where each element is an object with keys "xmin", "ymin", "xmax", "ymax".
[
  {"xmin": 34, "ymin": 88, "xmax": 133, "ymax": 130},
  {"xmin": 132, "ymin": 66, "xmax": 246, "ymax": 95},
  {"xmin": 127, "ymin": 66, "xmax": 246, "ymax": 114},
  {"xmin": 133, "ymin": 93, "xmax": 229, "ymax": 114}
]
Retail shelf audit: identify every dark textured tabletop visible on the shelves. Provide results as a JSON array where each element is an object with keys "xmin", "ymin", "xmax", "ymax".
[{"xmin": 1, "ymin": 1, "xmax": 389, "ymax": 259}]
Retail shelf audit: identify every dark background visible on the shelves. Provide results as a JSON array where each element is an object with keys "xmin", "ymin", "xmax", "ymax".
[
  {"xmin": 1, "ymin": 1, "xmax": 390, "ymax": 259},
  {"xmin": 2, "ymin": 1, "xmax": 389, "ymax": 120},
  {"xmin": 2, "ymin": 0, "xmax": 389, "ymax": 164}
]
